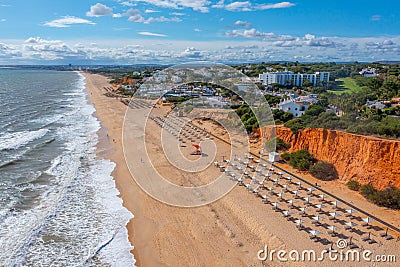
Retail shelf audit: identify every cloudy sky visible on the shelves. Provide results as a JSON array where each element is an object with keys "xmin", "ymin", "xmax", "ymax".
[{"xmin": 0, "ymin": 0, "xmax": 399, "ymax": 64}]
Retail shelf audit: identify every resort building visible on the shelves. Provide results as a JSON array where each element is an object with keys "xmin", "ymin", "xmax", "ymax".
[
  {"xmin": 278, "ymin": 95, "xmax": 318, "ymax": 117},
  {"xmin": 366, "ymin": 100, "xmax": 386, "ymax": 109},
  {"xmin": 359, "ymin": 67, "xmax": 377, "ymax": 77},
  {"xmin": 259, "ymin": 70, "xmax": 330, "ymax": 87}
]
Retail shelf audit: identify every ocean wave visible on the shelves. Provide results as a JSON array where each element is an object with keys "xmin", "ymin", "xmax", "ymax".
[
  {"xmin": 0, "ymin": 129, "xmax": 49, "ymax": 151},
  {"xmin": 0, "ymin": 71, "xmax": 136, "ymax": 266}
]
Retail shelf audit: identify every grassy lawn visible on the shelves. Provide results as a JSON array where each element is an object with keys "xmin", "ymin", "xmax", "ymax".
[{"xmin": 328, "ymin": 78, "xmax": 364, "ymax": 94}]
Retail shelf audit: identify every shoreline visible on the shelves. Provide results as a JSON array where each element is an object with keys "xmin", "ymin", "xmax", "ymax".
[
  {"xmin": 83, "ymin": 72, "xmax": 161, "ymax": 266},
  {"xmin": 82, "ymin": 72, "xmax": 399, "ymax": 267}
]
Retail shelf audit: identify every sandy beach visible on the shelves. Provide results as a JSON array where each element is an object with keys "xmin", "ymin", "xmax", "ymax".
[{"xmin": 83, "ymin": 72, "xmax": 399, "ymax": 267}]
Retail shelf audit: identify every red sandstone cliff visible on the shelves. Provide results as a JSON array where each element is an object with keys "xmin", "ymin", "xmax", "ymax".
[{"xmin": 275, "ymin": 127, "xmax": 400, "ymax": 190}]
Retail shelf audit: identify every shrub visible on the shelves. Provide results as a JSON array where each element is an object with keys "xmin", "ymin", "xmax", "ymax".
[
  {"xmin": 374, "ymin": 186, "xmax": 400, "ymax": 209},
  {"xmin": 282, "ymin": 149, "xmax": 315, "ymax": 171},
  {"xmin": 347, "ymin": 180, "xmax": 361, "ymax": 191},
  {"xmin": 309, "ymin": 161, "xmax": 339, "ymax": 181},
  {"xmin": 360, "ymin": 184, "xmax": 400, "ymax": 209},
  {"xmin": 284, "ymin": 118, "xmax": 304, "ymax": 135},
  {"xmin": 360, "ymin": 184, "xmax": 378, "ymax": 199},
  {"xmin": 276, "ymin": 137, "xmax": 291, "ymax": 151},
  {"xmin": 281, "ymin": 152, "xmax": 291, "ymax": 161}
]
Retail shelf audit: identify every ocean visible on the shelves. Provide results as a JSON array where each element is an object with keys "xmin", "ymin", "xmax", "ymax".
[{"xmin": 0, "ymin": 68, "xmax": 136, "ymax": 266}]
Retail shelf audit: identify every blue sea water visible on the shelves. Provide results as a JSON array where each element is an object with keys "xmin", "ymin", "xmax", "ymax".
[{"xmin": 0, "ymin": 69, "xmax": 135, "ymax": 266}]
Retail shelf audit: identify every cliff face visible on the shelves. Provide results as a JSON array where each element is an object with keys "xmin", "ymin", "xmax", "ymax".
[{"xmin": 276, "ymin": 127, "xmax": 400, "ymax": 190}]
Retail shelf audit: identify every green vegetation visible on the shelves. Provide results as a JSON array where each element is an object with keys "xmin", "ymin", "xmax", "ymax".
[
  {"xmin": 309, "ymin": 161, "xmax": 338, "ymax": 181},
  {"xmin": 272, "ymin": 109, "xmax": 294, "ymax": 124},
  {"xmin": 235, "ymin": 104, "xmax": 259, "ymax": 133},
  {"xmin": 281, "ymin": 149, "xmax": 315, "ymax": 171},
  {"xmin": 283, "ymin": 98, "xmax": 400, "ymax": 138},
  {"xmin": 264, "ymin": 94, "xmax": 282, "ymax": 105},
  {"xmin": 359, "ymin": 184, "xmax": 400, "ymax": 209},
  {"xmin": 276, "ymin": 137, "xmax": 291, "ymax": 151},
  {"xmin": 347, "ymin": 180, "xmax": 361, "ymax": 191},
  {"xmin": 329, "ymin": 78, "xmax": 364, "ymax": 94},
  {"xmin": 283, "ymin": 118, "xmax": 304, "ymax": 135},
  {"xmin": 282, "ymin": 149, "xmax": 339, "ymax": 181}
]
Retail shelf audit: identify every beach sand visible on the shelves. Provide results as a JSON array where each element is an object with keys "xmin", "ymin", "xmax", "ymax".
[{"xmin": 83, "ymin": 72, "xmax": 399, "ymax": 267}]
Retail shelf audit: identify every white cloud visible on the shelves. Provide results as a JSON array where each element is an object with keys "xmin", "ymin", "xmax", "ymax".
[
  {"xmin": 0, "ymin": 18, "xmax": 5, "ymax": 22},
  {"xmin": 138, "ymin": 31, "xmax": 167, "ymax": 37},
  {"xmin": 86, "ymin": 3, "xmax": 122, "ymax": 18},
  {"xmin": 214, "ymin": 1, "xmax": 295, "ymax": 11},
  {"xmin": 170, "ymin": 12, "xmax": 185, "ymax": 16},
  {"xmin": 145, "ymin": 16, "xmax": 181, "ymax": 23},
  {"xmin": 181, "ymin": 47, "xmax": 204, "ymax": 58},
  {"xmin": 226, "ymin": 28, "xmax": 275, "ymax": 39},
  {"xmin": 365, "ymin": 39, "xmax": 399, "ymax": 53},
  {"xmin": 255, "ymin": 1, "xmax": 295, "ymax": 10},
  {"xmin": 124, "ymin": 8, "xmax": 181, "ymax": 23},
  {"xmin": 234, "ymin": 20, "xmax": 251, "ymax": 27},
  {"xmin": 1, "ymin": 36, "xmax": 400, "ymax": 64},
  {"xmin": 145, "ymin": 9, "xmax": 160, "ymax": 13},
  {"xmin": 22, "ymin": 37, "xmax": 83, "ymax": 60},
  {"xmin": 86, "ymin": 3, "xmax": 113, "ymax": 17},
  {"xmin": 371, "ymin": 15, "xmax": 381, "ymax": 21},
  {"xmin": 194, "ymin": 28, "xmax": 201, "ymax": 32},
  {"xmin": 225, "ymin": 1, "xmax": 251, "ymax": 11},
  {"xmin": 126, "ymin": 0, "xmax": 210, "ymax": 12},
  {"xmin": 125, "ymin": 9, "xmax": 145, "ymax": 22},
  {"xmin": 44, "ymin": 16, "xmax": 95, "ymax": 28},
  {"xmin": 120, "ymin": 1, "xmax": 136, "ymax": 6},
  {"xmin": 226, "ymin": 28, "xmax": 339, "ymax": 48}
]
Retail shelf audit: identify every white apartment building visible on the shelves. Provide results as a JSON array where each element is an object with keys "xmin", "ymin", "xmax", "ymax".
[
  {"xmin": 259, "ymin": 70, "xmax": 330, "ymax": 87},
  {"xmin": 359, "ymin": 67, "xmax": 377, "ymax": 77}
]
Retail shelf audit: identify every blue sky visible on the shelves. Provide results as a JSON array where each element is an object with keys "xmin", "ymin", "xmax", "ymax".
[{"xmin": 0, "ymin": 0, "xmax": 399, "ymax": 64}]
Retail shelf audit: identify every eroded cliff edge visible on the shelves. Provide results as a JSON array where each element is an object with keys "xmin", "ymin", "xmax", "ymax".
[{"xmin": 276, "ymin": 127, "xmax": 400, "ymax": 190}]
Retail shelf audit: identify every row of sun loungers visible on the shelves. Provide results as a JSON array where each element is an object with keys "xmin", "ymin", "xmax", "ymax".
[{"xmin": 215, "ymin": 154, "xmax": 396, "ymax": 250}]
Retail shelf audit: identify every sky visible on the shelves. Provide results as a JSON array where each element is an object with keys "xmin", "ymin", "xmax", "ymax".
[{"xmin": 0, "ymin": 0, "xmax": 399, "ymax": 64}]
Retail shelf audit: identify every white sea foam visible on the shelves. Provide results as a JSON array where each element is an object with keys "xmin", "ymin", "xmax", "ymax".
[
  {"xmin": 1, "ymin": 72, "xmax": 136, "ymax": 267},
  {"xmin": 0, "ymin": 129, "xmax": 49, "ymax": 150}
]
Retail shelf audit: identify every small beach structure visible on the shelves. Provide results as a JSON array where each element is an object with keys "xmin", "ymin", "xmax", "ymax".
[{"xmin": 268, "ymin": 152, "xmax": 280, "ymax": 162}]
